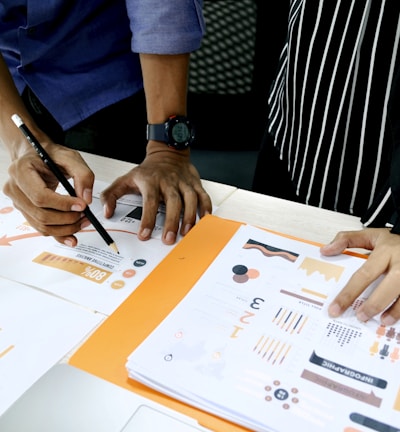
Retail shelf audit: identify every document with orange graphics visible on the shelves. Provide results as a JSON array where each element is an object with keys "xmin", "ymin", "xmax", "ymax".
[
  {"xmin": 124, "ymin": 220, "xmax": 400, "ymax": 432},
  {"xmin": 0, "ymin": 181, "xmax": 174, "ymax": 315}
]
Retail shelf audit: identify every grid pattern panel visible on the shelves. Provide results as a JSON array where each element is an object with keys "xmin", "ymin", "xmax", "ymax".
[{"xmin": 189, "ymin": 0, "xmax": 257, "ymax": 94}]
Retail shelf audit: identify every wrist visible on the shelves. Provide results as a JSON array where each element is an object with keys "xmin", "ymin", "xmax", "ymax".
[{"xmin": 146, "ymin": 140, "xmax": 191, "ymax": 156}]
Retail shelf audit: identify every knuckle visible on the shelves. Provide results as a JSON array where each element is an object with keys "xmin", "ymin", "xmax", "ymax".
[
  {"xmin": 363, "ymin": 303, "xmax": 382, "ymax": 317},
  {"xmin": 356, "ymin": 265, "xmax": 375, "ymax": 281},
  {"xmin": 33, "ymin": 209, "xmax": 52, "ymax": 225},
  {"xmin": 29, "ymin": 191, "xmax": 49, "ymax": 208},
  {"xmin": 335, "ymin": 230, "xmax": 347, "ymax": 239},
  {"xmin": 336, "ymin": 291, "xmax": 355, "ymax": 308}
]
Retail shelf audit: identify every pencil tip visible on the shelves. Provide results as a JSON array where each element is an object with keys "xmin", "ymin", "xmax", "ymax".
[{"xmin": 109, "ymin": 242, "xmax": 119, "ymax": 254}]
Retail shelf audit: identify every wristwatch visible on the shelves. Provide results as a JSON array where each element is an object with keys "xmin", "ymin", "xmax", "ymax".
[{"xmin": 146, "ymin": 115, "xmax": 195, "ymax": 150}]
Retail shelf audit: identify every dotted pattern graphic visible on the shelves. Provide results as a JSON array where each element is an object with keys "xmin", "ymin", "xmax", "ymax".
[
  {"xmin": 189, "ymin": 0, "xmax": 257, "ymax": 94},
  {"xmin": 326, "ymin": 322, "xmax": 362, "ymax": 347}
]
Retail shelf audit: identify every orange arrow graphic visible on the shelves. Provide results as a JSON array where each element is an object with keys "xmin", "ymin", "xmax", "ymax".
[
  {"xmin": 0, "ymin": 228, "xmax": 137, "ymax": 246},
  {"xmin": 0, "ymin": 232, "xmax": 43, "ymax": 246}
]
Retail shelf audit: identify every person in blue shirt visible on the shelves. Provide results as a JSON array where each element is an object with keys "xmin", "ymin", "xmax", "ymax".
[{"xmin": 0, "ymin": 0, "xmax": 212, "ymax": 247}]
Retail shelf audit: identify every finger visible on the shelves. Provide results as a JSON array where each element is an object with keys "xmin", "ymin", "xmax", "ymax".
[
  {"xmin": 185, "ymin": 164, "xmax": 212, "ymax": 217},
  {"xmin": 4, "ymin": 182, "xmax": 87, "ymax": 235},
  {"xmin": 381, "ymin": 295, "xmax": 400, "ymax": 325},
  {"xmin": 53, "ymin": 234, "xmax": 79, "ymax": 248},
  {"xmin": 196, "ymin": 187, "xmax": 212, "ymax": 218},
  {"xmin": 321, "ymin": 229, "xmax": 378, "ymax": 256},
  {"xmin": 187, "ymin": 179, "xmax": 212, "ymax": 220},
  {"xmin": 6, "ymin": 157, "xmax": 89, "ymax": 214},
  {"xmin": 356, "ymin": 270, "xmax": 400, "ymax": 323},
  {"xmin": 100, "ymin": 169, "xmax": 162, "ymax": 240},
  {"xmin": 100, "ymin": 173, "xmax": 140, "ymax": 218},
  {"xmin": 137, "ymin": 187, "xmax": 160, "ymax": 241},
  {"xmin": 4, "ymin": 179, "xmax": 87, "ymax": 215},
  {"xmin": 160, "ymin": 187, "xmax": 182, "ymax": 245},
  {"xmin": 328, "ymin": 250, "xmax": 389, "ymax": 318},
  {"xmin": 24, "ymin": 207, "xmax": 88, "ymax": 237},
  {"xmin": 179, "ymin": 186, "xmax": 198, "ymax": 237},
  {"xmin": 100, "ymin": 187, "xmax": 119, "ymax": 219},
  {"xmin": 46, "ymin": 146, "xmax": 95, "ymax": 204}
]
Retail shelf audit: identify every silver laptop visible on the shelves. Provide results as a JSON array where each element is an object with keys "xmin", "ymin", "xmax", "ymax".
[{"xmin": 0, "ymin": 364, "xmax": 210, "ymax": 432}]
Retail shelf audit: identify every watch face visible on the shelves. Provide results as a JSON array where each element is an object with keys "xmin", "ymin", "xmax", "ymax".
[
  {"xmin": 171, "ymin": 122, "xmax": 191, "ymax": 143},
  {"xmin": 166, "ymin": 116, "xmax": 195, "ymax": 149},
  {"xmin": 147, "ymin": 116, "xmax": 195, "ymax": 149}
]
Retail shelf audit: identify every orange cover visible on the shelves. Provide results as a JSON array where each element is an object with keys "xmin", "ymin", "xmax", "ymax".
[
  {"xmin": 69, "ymin": 214, "xmax": 365, "ymax": 431},
  {"xmin": 70, "ymin": 215, "xmax": 248, "ymax": 431}
]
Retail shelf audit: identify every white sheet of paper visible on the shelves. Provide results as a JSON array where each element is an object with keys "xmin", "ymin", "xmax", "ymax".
[
  {"xmin": 126, "ymin": 224, "xmax": 400, "ymax": 432},
  {"xmin": 0, "ymin": 182, "xmax": 175, "ymax": 314},
  {"xmin": 0, "ymin": 279, "xmax": 103, "ymax": 416}
]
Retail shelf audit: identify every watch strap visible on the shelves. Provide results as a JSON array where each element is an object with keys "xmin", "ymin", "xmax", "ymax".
[
  {"xmin": 146, "ymin": 115, "xmax": 194, "ymax": 150},
  {"xmin": 146, "ymin": 123, "xmax": 166, "ymax": 142}
]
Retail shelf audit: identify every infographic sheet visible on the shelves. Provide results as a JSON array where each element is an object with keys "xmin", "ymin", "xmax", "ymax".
[
  {"xmin": 126, "ymin": 224, "xmax": 400, "ymax": 432},
  {"xmin": 0, "ymin": 182, "xmax": 174, "ymax": 315}
]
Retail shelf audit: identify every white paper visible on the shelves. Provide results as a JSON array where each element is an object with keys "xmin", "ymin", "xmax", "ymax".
[
  {"xmin": 126, "ymin": 224, "xmax": 400, "ymax": 432},
  {"xmin": 0, "ymin": 182, "xmax": 175, "ymax": 314},
  {"xmin": 0, "ymin": 279, "xmax": 103, "ymax": 416}
]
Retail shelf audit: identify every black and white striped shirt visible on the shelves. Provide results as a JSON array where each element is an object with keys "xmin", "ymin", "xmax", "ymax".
[{"xmin": 268, "ymin": 0, "xmax": 400, "ymax": 227}]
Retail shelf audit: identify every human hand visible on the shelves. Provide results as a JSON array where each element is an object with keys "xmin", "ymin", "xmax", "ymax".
[
  {"xmin": 100, "ymin": 145, "xmax": 212, "ymax": 245},
  {"xmin": 3, "ymin": 143, "xmax": 95, "ymax": 247},
  {"xmin": 321, "ymin": 228, "xmax": 400, "ymax": 325}
]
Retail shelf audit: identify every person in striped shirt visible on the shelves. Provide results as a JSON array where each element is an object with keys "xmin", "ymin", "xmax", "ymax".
[{"xmin": 252, "ymin": 1, "xmax": 400, "ymax": 324}]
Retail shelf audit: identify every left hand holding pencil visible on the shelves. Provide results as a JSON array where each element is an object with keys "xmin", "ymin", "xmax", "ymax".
[{"xmin": 3, "ymin": 115, "xmax": 95, "ymax": 248}]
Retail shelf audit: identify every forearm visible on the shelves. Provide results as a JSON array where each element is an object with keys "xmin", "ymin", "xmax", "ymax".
[
  {"xmin": 140, "ymin": 53, "xmax": 189, "ymax": 123},
  {"xmin": 0, "ymin": 54, "xmax": 46, "ymax": 159},
  {"xmin": 139, "ymin": 53, "xmax": 191, "ymax": 157}
]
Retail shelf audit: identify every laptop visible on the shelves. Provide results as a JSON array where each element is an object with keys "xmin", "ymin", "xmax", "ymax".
[{"xmin": 0, "ymin": 363, "xmax": 210, "ymax": 432}]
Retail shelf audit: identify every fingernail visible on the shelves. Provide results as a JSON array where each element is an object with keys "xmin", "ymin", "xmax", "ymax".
[
  {"xmin": 381, "ymin": 314, "xmax": 397, "ymax": 326},
  {"xmin": 328, "ymin": 303, "xmax": 342, "ymax": 317},
  {"xmin": 81, "ymin": 220, "xmax": 91, "ymax": 229},
  {"xmin": 64, "ymin": 239, "xmax": 74, "ymax": 247},
  {"xmin": 140, "ymin": 228, "xmax": 152, "ymax": 239},
  {"xmin": 183, "ymin": 224, "xmax": 192, "ymax": 236},
  {"xmin": 165, "ymin": 231, "xmax": 176, "ymax": 244},
  {"xmin": 71, "ymin": 204, "xmax": 83, "ymax": 211},
  {"xmin": 83, "ymin": 188, "xmax": 92, "ymax": 203},
  {"xmin": 356, "ymin": 311, "xmax": 369, "ymax": 323}
]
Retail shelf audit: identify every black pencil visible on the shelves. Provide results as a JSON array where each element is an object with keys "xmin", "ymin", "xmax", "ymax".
[{"xmin": 11, "ymin": 114, "xmax": 119, "ymax": 254}]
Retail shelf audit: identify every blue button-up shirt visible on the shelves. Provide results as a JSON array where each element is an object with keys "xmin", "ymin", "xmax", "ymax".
[{"xmin": 0, "ymin": 0, "xmax": 204, "ymax": 129}]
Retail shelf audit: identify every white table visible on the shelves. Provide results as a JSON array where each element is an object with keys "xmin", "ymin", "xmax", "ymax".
[
  {"xmin": 0, "ymin": 145, "xmax": 366, "ymax": 429},
  {"xmin": 215, "ymin": 189, "xmax": 363, "ymax": 245},
  {"xmin": 0, "ymin": 146, "xmax": 237, "ymax": 209},
  {"xmin": 0, "ymin": 146, "xmax": 363, "ymax": 246}
]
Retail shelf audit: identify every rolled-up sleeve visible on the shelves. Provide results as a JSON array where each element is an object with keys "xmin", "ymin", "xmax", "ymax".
[{"xmin": 126, "ymin": 0, "xmax": 205, "ymax": 54}]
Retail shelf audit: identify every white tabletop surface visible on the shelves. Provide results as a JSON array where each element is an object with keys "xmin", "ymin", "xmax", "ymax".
[
  {"xmin": 0, "ymin": 144, "xmax": 367, "ymax": 430},
  {"xmin": 0, "ymin": 145, "xmax": 363, "ymax": 245},
  {"xmin": 214, "ymin": 189, "xmax": 363, "ymax": 245}
]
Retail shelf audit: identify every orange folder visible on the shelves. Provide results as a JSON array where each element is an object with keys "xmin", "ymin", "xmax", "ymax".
[
  {"xmin": 70, "ymin": 214, "xmax": 247, "ymax": 431},
  {"xmin": 69, "ymin": 214, "xmax": 365, "ymax": 431}
]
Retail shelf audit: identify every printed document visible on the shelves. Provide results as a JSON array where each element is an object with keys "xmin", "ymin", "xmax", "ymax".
[
  {"xmin": 0, "ymin": 181, "xmax": 175, "ymax": 315},
  {"xmin": 126, "ymin": 224, "xmax": 400, "ymax": 432}
]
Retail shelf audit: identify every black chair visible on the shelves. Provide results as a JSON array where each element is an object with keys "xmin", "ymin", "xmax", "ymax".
[{"xmin": 188, "ymin": 0, "xmax": 288, "ymax": 189}]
